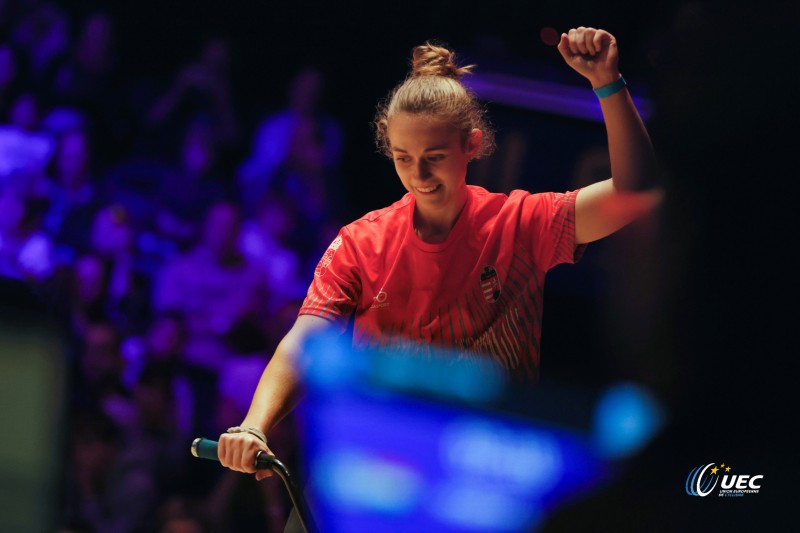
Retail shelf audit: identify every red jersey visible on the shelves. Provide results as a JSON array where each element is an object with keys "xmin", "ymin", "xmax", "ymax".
[{"xmin": 300, "ymin": 185, "xmax": 585, "ymax": 382}]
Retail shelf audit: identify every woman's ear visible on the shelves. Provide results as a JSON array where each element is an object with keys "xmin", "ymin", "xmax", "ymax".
[{"xmin": 466, "ymin": 128, "xmax": 483, "ymax": 159}]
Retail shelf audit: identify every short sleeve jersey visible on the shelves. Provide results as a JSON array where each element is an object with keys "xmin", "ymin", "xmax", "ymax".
[{"xmin": 299, "ymin": 185, "xmax": 585, "ymax": 383}]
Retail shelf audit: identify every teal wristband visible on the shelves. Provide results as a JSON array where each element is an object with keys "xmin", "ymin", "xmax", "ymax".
[{"xmin": 593, "ymin": 76, "xmax": 626, "ymax": 98}]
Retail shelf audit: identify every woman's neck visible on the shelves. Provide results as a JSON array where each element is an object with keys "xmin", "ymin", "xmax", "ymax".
[{"xmin": 413, "ymin": 189, "xmax": 469, "ymax": 243}]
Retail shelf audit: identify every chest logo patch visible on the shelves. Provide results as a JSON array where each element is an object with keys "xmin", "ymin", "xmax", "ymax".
[
  {"xmin": 370, "ymin": 288, "xmax": 390, "ymax": 309},
  {"xmin": 480, "ymin": 265, "xmax": 502, "ymax": 303}
]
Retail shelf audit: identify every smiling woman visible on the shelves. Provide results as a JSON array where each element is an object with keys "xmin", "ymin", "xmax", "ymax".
[
  {"xmin": 217, "ymin": 28, "xmax": 662, "ymax": 505},
  {"xmin": 291, "ymin": 40, "xmax": 602, "ymax": 376},
  {"xmin": 386, "ymin": 112, "xmax": 481, "ymax": 242}
]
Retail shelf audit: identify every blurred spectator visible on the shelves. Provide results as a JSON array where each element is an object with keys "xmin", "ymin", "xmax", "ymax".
[
  {"xmin": 96, "ymin": 156, "xmax": 162, "ymax": 244},
  {"xmin": 132, "ymin": 309, "xmax": 189, "ymax": 371},
  {"xmin": 238, "ymin": 192, "xmax": 306, "ymax": 314},
  {"xmin": 153, "ymin": 117, "xmax": 232, "ymax": 251},
  {"xmin": 154, "ymin": 201, "xmax": 269, "ymax": 372},
  {"xmin": 100, "ymin": 115, "xmax": 233, "ymax": 277},
  {"xmin": 73, "ymin": 322, "xmax": 134, "ymax": 424},
  {"xmin": 52, "ymin": 11, "xmax": 118, "ymax": 106},
  {"xmin": 9, "ymin": 1, "xmax": 69, "ymax": 86},
  {"xmin": 0, "ymin": 175, "xmax": 53, "ymax": 280},
  {"xmin": 90, "ymin": 203, "xmax": 134, "ymax": 258},
  {"xmin": 128, "ymin": 360, "xmax": 193, "ymax": 499},
  {"xmin": 43, "ymin": 127, "xmax": 98, "ymax": 259},
  {"xmin": 0, "ymin": 90, "xmax": 54, "ymax": 185},
  {"xmin": 154, "ymin": 201, "xmax": 269, "ymax": 435},
  {"xmin": 88, "ymin": 203, "xmax": 152, "ymax": 334},
  {"xmin": 122, "ymin": 310, "xmax": 197, "ymax": 437},
  {"xmin": 8, "ymin": 89, "xmax": 40, "ymax": 130},
  {"xmin": 237, "ymin": 65, "xmax": 343, "ymax": 219},
  {"xmin": 131, "ymin": 360, "xmax": 177, "ymax": 436},
  {"xmin": 49, "ymin": 10, "xmax": 131, "ymax": 164},
  {"xmin": 61, "ymin": 408, "xmax": 158, "ymax": 533},
  {"xmin": 68, "ymin": 253, "xmax": 111, "ymax": 336},
  {"xmin": 41, "ymin": 103, "xmax": 89, "ymax": 137},
  {"xmin": 144, "ymin": 36, "xmax": 240, "ymax": 158}
]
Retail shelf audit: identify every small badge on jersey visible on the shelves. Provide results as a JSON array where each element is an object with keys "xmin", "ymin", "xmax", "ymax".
[
  {"xmin": 315, "ymin": 235, "xmax": 343, "ymax": 277},
  {"xmin": 480, "ymin": 265, "xmax": 501, "ymax": 303},
  {"xmin": 370, "ymin": 288, "xmax": 390, "ymax": 309}
]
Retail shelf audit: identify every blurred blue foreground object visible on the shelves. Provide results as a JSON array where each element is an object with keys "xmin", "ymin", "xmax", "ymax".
[{"xmin": 292, "ymin": 330, "xmax": 666, "ymax": 532}]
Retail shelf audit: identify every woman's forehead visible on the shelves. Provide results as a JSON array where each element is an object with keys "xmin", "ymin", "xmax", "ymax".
[{"xmin": 386, "ymin": 113, "xmax": 461, "ymax": 150}]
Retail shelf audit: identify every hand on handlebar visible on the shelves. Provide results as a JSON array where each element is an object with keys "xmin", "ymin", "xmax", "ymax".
[{"xmin": 218, "ymin": 431, "xmax": 274, "ymax": 480}]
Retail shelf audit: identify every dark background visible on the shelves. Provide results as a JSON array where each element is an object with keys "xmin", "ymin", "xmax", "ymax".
[
  {"xmin": 63, "ymin": 0, "xmax": 677, "ymax": 214},
  {"xmin": 4, "ymin": 0, "xmax": 798, "ymax": 530}
]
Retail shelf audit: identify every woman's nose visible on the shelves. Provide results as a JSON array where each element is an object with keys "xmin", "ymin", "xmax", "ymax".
[{"xmin": 415, "ymin": 160, "xmax": 430, "ymax": 179}]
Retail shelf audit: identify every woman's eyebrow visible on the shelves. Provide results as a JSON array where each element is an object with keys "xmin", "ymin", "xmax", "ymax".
[{"xmin": 392, "ymin": 145, "xmax": 449, "ymax": 153}]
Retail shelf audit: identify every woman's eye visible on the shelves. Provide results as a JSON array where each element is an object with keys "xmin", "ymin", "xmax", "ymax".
[{"xmin": 428, "ymin": 155, "xmax": 444, "ymax": 162}]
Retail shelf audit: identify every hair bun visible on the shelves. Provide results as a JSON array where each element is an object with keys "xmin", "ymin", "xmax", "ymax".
[{"xmin": 410, "ymin": 41, "xmax": 474, "ymax": 79}]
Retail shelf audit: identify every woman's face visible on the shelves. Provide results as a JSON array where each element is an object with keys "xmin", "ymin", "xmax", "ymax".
[{"xmin": 387, "ymin": 113, "xmax": 481, "ymax": 211}]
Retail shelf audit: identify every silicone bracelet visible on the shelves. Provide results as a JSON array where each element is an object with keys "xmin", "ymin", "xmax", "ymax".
[{"xmin": 593, "ymin": 76, "xmax": 627, "ymax": 98}]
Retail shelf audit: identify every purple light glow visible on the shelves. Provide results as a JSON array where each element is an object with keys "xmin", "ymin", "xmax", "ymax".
[{"xmin": 464, "ymin": 71, "xmax": 652, "ymax": 123}]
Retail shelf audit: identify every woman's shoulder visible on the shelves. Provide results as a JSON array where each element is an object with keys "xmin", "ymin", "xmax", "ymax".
[
  {"xmin": 468, "ymin": 184, "xmax": 508, "ymax": 201},
  {"xmin": 334, "ymin": 194, "xmax": 414, "ymax": 250},
  {"xmin": 470, "ymin": 186, "xmax": 573, "ymax": 221},
  {"xmin": 467, "ymin": 185, "xmax": 511, "ymax": 216},
  {"xmin": 348, "ymin": 193, "xmax": 414, "ymax": 226}
]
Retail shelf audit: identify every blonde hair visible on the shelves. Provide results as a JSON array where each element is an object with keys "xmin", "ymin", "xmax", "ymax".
[{"xmin": 374, "ymin": 41, "xmax": 495, "ymax": 159}]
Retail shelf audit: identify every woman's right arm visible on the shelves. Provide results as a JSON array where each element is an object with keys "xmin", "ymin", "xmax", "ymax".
[{"xmin": 217, "ymin": 314, "xmax": 333, "ymax": 480}]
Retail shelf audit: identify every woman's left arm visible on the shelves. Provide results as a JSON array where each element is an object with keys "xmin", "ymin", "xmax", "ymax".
[{"xmin": 558, "ymin": 26, "xmax": 664, "ymax": 244}]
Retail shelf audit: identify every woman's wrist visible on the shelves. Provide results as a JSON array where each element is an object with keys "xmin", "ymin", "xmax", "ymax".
[
  {"xmin": 241, "ymin": 417, "xmax": 271, "ymax": 437},
  {"xmin": 227, "ymin": 425, "xmax": 268, "ymax": 445},
  {"xmin": 592, "ymin": 75, "xmax": 627, "ymax": 98},
  {"xmin": 590, "ymin": 73, "xmax": 622, "ymax": 90}
]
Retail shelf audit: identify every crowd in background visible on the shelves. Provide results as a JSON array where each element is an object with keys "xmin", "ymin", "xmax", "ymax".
[{"xmin": 0, "ymin": 2, "xmax": 348, "ymax": 531}]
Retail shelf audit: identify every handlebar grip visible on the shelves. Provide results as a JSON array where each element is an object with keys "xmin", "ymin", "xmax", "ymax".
[
  {"xmin": 190, "ymin": 437, "xmax": 274, "ymax": 469},
  {"xmin": 190, "ymin": 437, "xmax": 218, "ymax": 460}
]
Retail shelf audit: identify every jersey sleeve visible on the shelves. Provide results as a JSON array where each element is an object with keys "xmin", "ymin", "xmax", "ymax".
[
  {"xmin": 522, "ymin": 189, "xmax": 587, "ymax": 271},
  {"xmin": 298, "ymin": 227, "xmax": 361, "ymax": 331}
]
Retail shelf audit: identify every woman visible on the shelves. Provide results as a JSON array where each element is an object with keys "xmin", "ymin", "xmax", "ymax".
[{"xmin": 218, "ymin": 26, "xmax": 662, "ymax": 481}]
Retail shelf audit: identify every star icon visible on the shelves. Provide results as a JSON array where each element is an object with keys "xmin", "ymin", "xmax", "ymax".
[
  {"xmin": 720, "ymin": 463, "xmax": 725, "ymax": 468},
  {"xmin": 725, "ymin": 466, "xmax": 731, "ymax": 472},
  {"xmin": 710, "ymin": 466, "xmax": 719, "ymax": 475}
]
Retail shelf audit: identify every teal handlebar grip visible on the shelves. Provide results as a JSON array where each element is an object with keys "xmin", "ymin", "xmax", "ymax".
[
  {"xmin": 191, "ymin": 437, "xmax": 274, "ymax": 469},
  {"xmin": 190, "ymin": 437, "xmax": 218, "ymax": 460}
]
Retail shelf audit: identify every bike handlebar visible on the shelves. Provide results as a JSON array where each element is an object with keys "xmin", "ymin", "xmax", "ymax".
[{"xmin": 190, "ymin": 437, "xmax": 316, "ymax": 533}]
